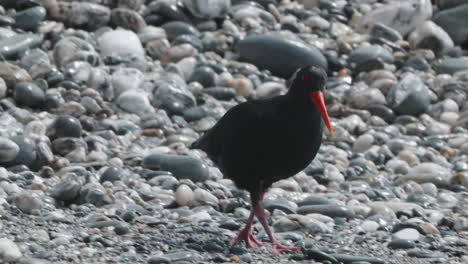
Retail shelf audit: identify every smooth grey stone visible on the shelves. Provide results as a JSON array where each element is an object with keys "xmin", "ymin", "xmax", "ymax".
[
  {"xmin": 348, "ymin": 45, "xmax": 394, "ymax": 65},
  {"xmin": 0, "ymin": 238, "xmax": 22, "ymax": 262},
  {"xmin": 79, "ymin": 184, "xmax": 112, "ymax": 206},
  {"xmin": 365, "ymin": 105, "xmax": 396, "ymax": 123},
  {"xmin": 435, "ymin": 57, "xmax": 468, "ymax": 74},
  {"xmin": 14, "ymin": 193, "xmax": 42, "ymax": 214},
  {"xmin": 13, "ymin": 82, "xmax": 45, "ymax": 108},
  {"xmin": 433, "ymin": 3, "xmax": 468, "ymax": 46},
  {"xmin": 304, "ymin": 249, "xmax": 339, "ymax": 263},
  {"xmin": 387, "ymin": 73, "xmax": 430, "ymax": 116},
  {"xmin": 0, "ymin": 136, "xmax": 36, "ymax": 168},
  {"xmin": 163, "ymin": 251, "xmax": 193, "ymax": 262},
  {"xmin": 173, "ymin": 34, "xmax": 203, "ymax": 51},
  {"xmin": 47, "ymin": 116, "xmax": 82, "ymax": 139},
  {"xmin": 0, "ymin": 33, "xmax": 43, "ymax": 59},
  {"xmin": 50, "ymin": 181, "xmax": 82, "ymax": 202},
  {"xmin": 117, "ymin": 90, "xmax": 153, "ymax": 114},
  {"xmin": 189, "ymin": 66, "xmax": 216, "ymax": 88},
  {"xmin": 297, "ymin": 204, "xmax": 355, "ymax": 219},
  {"xmin": 408, "ymin": 21, "xmax": 454, "ymax": 55},
  {"xmin": 148, "ymin": 255, "xmax": 171, "ymax": 264},
  {"xmin": 0, "ymin": 137, "xmax": 19, "ymax": 162},
  {"xmin": 262, "ymin": 199, "xmax": 297, "ymax": 214},
  {"xmin": 406, "ymin": 249, "xmax": 445, "ymax": 258},
  {"xmin": 331, "ymin": 254, "xmax": 384, "ymax": 264},
  {"xmin": 100, "ymin": 167, "xmax": 122, "ymax": 183},
  {"xmin": 152, "ymin": 82, "xmax": 196, "ymax": 115},
  {"xmin": 388, "ymin": 239, "xmax": 416, "ymax": 249},
  {"xmin": 404, "ymin": 56, "xmax": 429, "ymax": 71},
  {"xmin": 392, "ymin": 228, "xmax": 420, "ymax": 241},
  {"xmin": 12, "ymin": 6, "xmax": 46, "ymax": 30},
  {"xmin": 236, "ymin": 34, "xmax": 327, "ymax": 78},
  {"xmin": 203, "ymin": 87, "xmax": 236, "ymax": 100},
  {"xmin": 369, "ymin": 23, "xmax": 402, "ymax": 42},
  {"xmin": 162, "ymin": 21, "xmax": 200, "ymax": 41},
  {"xmin": 143, "ymin": 153, "xmax": 209, "ymax": 182},
  {"xmin": 183, "ymin": 0, "xmax": 230, "ymax": 19},
  {"xmin": 298, "ymin": 194, "xmax": 332, "ymax": 206},
  {"xmin": 435, "ymin": 0, "xmax": 468, "ymax": 9}
]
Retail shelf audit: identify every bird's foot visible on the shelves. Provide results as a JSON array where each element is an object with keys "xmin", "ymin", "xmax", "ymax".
[
  {"xmin": 272, "ymin": 242, "xmax": 301, "ymax": 254},
  {"xmin": 230, "ymin": 229, "xmax": 264, "ymax": 248}
]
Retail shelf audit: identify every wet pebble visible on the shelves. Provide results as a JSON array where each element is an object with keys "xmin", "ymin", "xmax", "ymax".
[
  {"xmin": 13, "ymin": 82, "xmax": 45, "ymax": 108},
  {"xmin": 47, "ymin": 116, "xmax": 82, "ymax": 139}
]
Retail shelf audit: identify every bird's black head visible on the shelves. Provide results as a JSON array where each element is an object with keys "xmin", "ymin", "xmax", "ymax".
[
  {"xmin": 291, "ymin": 65, "xmax": 327, "ymax": 93},
  {"xmin": 289, "ymin": 65, "xmax": 332, "ymax": 134}
]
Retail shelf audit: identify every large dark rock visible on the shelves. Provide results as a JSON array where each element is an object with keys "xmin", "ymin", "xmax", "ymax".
[{"xmin": 236, "ymin": 34, "xmax": 327, "ymax": 78}]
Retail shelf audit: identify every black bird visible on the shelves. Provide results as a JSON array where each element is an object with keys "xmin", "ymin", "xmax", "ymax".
[{"xmin": 191, "ymin": 65, "xmax": 333, "ymax": 253}]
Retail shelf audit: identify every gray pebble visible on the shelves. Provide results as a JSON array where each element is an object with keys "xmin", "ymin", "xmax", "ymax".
[{"xmin": 0, "ymin": 137, "xmax": 19, "ymax": 162}]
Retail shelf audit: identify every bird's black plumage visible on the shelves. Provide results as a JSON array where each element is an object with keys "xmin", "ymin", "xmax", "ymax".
[{"xmin": 191, "ymin": 65, "xmax": 331, "ymax": 252}]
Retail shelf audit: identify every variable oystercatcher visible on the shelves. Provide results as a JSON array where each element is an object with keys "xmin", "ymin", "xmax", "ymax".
[{"xmin": 191, "ymin": 65, "xmax": 333, "ymax": 253}]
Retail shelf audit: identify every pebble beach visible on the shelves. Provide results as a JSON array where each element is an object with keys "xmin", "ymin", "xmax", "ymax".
[{"xmin": 0, "ymin": 0, "xmax": 467, "ymax": 263}]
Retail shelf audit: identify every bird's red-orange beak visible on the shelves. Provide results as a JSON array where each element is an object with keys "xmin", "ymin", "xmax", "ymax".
[{"xmin": 310, "ymin": 91, "xmax": 333, "ymax": 134}]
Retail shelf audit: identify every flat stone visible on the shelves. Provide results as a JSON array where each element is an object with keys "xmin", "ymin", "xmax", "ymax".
[
  {"xmin": 143, "ymin": 154, "xmax": 209, "ymax": 182},
  {"xmin": 236, "ymin": 34, "xmax": 327, "ymax": 78},
  {"xmin": 348, "ymin": 45, "xmax": 394, "ymax": 65},
  {"xmin": 435, "ymin": 57, "xmax": 468, "ymax": 74},
  {"xmin": 331, "ymin": 254, "xmax": 384, "ymax": 264},
  {"xmin": 297, "ymin": 204, "xmax": 355, "ymax": 219},
  {"xmin": 392, "ymin": 228, "xmax": 421, "ymax": 241},
  {"xmin": 388, "ymin": 239, "xmax": 416, "ymax": 249},
  {"xmin": 0, "ymin": 33, "xmax": 43, "ymax": 59}
]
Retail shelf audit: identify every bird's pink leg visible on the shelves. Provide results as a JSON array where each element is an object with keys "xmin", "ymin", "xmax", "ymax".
[
  {"xmin": 254, "ymin": 199, "xmax": 301, "ymax": 254},
  {"xmin": 229, "ymin": 207, "xmax": 264, "ymax": 248}
]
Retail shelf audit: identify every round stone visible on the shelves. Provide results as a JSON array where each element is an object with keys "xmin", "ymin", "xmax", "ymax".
[
  {"xmin": 14, "ymin": 193, "xmax": 42, "ymax": 214},
  {"xmin": 189, "ymin": 66, "xmax": 216, "ymax": 88},
  {"xmin": 100, "ymin": 167, "xmax": 123, "ymax": 183},
  {"xmin": 182, "ymin": 0, "xmax": 230, "ymax": 19},
  {"xmin": 0, "ymin": 238, "xmax": 22, "ymax": 262},
  {"xmin": 48, "ymin": 116, "xmax": 82, "ymax": 139},
  {"xmin": 0, "ymin": 136, "xmax": 37, "ymax": 168},
  {"xmin": 0, "ymin": 137, "xmax": 19, "ymax": 162},
  {"xmin": 175, "ymin": 184, "xmax": 194, "ymax": 207},
  {"xmin": 13, "ymin": 82, "xmax": 45, "ymax": 108},
  {"xmin": 387, "ymin": 73, "xmax": 430, "ymax": 116}
]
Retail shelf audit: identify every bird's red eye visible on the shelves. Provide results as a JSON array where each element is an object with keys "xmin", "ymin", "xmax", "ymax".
[{"xmin": 301, "ymin": 73, "xmax": 309, "ymax": 80}]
